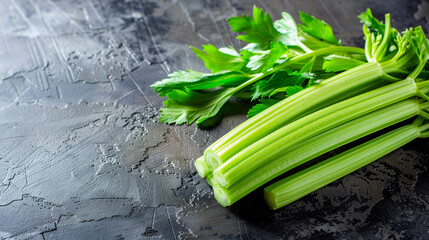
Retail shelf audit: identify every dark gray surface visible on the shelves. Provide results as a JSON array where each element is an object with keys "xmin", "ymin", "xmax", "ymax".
[{"xmin": 0, "ymin": 0, "xmax": 429, "ymax": 239}]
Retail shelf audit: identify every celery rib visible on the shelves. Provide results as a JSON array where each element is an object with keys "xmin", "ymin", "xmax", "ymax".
[
  {"xmin": 201, "ymin": 77, "xmax": 386, "ymax": 177},
  {"xmin": 211, "ymin": 99, "xmax": 422, "ymax": 206},
  {"xmin": 263, "ymin": 122, "xmax": 422, "ymax": 210},
  {"xmin": 213, "ymin": 79, "xmax": 418, "ymax": 188}
]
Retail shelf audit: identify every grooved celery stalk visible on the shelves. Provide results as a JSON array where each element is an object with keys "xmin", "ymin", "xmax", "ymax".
[
  {"xmin": 196, "ymin": 82, "xmax": 385, "ymax": 179},
  {"xmin": 202, "ymin": 77, "xmax": 385, "ymax": 177},
  {"xmin": 213, "ymin": 78, "xmax": 424, "ymax": 188},
  {"xmin": 264, "ymin": 119, "xmax": 429, "ymax": 210},
  {"xmin": 204, "ymin": 61, "xmax": 403, "ymax": 170},
  {"xmin": 211, "ymin": 99, "xmax": 428, "ymax": 206}
]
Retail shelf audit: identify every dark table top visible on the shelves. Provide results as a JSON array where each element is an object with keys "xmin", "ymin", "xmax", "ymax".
[{"xmin": 1, "ymin": 0, "xmax": 429, "ymax": 239}]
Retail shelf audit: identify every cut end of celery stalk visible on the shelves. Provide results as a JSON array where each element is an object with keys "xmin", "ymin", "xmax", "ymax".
[
  {"xmin": 195, "ymin": 156, "xmax": 211, "ymax": 178},
  {"xmin": 205, "ymin": 173, "xmax": 215, "ymax": 186},
  {"xmin": 263, "ymin": 189, "xmax": 278, "ymax": 210},
  {"xmin": 204, "ymin": 149, "xmax": 223, "ymax": 170},
  {"xmin": 212, "ymin": 169, "xmax": 228, "ymax": 187},
  {"xmin": 213, "ymin": 185, "xmax": 231, "ymax": 207},
  {"xmin": 263, "ymin": 181, "xmax": 305, "ymax": 210}
]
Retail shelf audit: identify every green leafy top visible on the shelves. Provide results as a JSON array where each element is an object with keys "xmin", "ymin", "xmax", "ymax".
[
  {"xmin": 299, "ymin": 11, "xmax": 340, "ymax": 45},
  {"xmin": 159, "ymin": 88, "xmax": 235, "ymax": 125},
  {"xmin": 247, "ymin": 98, "xmax": 280, "ymax": 118},
  {"xmin": 228, "ymin": 6, "xmax": 341, "ymax": 52},
  {"xmin": 356, "ymin": 9, "xmax": 429, "ymax": 86},
  {"xmin": 151, "ymin": 70, "xmax": 250, "ymax": 96},
  {"xmin": 250, "ymin": 70, "xmax": 312, "ymax": 100},
  {"xmin": 227, "ymin": 7, "xmax": 283, "ymax": 45},
  {"xmin": 358, "ymin": 8, "xmax": 385, "ymax": 33},
  {"xmin": 151, "ymin": 6, "xmax": 369, "ymax": 126},
  {"xmin": 244, "ymin": 41, "xmax": 289, "ymax": 72},
  {"xmin": 190, "ymin": 45, "xmax": 245, "ymax": 72}
]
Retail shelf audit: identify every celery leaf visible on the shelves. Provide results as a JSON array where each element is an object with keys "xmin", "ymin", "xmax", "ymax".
[
  {"xmin": 251, "ymin": 70, "xmax": 310, "ymax": 100},
  {"xmin": 270, "ymin": 85, "xmax": 304, "ymax": 97},
  {"xmin": 228, "ymin": 6, "xmax": 281, "ymax": 45},
  {"xmin": 299, "ymin": 12, "xmax": 340, "ymax": 45},
  {"xmin": 246, "ymin": 41, "xmax": 288, "ymax": 72},
  {"xmin": 358, "ymin": 8, "xmax": 384, "ymax": 33},
  {"xmin": 151, "ymin": 70, "xmax": 249, "ymax": 96},
  {"xmin": 190, "ymin": 45, "xmax": 245, "ymax": 72},
  {"xmin": 159, "ymin": 88, "xmax": 235, "ymax": 125},
  {"xmin": 247, "ymin": 98, "xmax": 280, "ymax": 117},
  {"xmin": 228, "ymin": 7, "xmax": 303, "ymax": 50}
]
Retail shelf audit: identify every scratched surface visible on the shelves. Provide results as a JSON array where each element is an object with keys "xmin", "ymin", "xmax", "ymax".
[{"xmin": 0, "ymin": 0, "xmax": 429, "ymax": 239}]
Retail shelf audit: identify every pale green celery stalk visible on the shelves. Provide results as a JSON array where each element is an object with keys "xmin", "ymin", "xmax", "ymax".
[
  {"xmin": 199, "ymin": 79, "xmax": 386, "ymax": 178},
  {"xmin": 213, "ymin": 78, "xmax": 422, "ymax": 188},
  {"xmin": 264, "ymin": 119, "xmax": 429, "ymax": 210},
  {"xmin": 204, "ymin": 61, "xmax": 398, "ymax": 170},
  {"xmin": 211, "ymin": 99, "xmax": 427, "ymax": 206}
]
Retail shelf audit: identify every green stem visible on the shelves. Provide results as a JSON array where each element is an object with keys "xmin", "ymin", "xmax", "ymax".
[
  {"xmin": 406, "ymin": 51, "xmax": 428, "ymax": 81},
  {"xmin": 418, "ymin": 122, "xmax": 429, "ymax": 132},
  {"xmin": 418, "ymin": 132, "xmax": 429, "ymax": 138},
  {"xmin": 417, "ymin": 81, "xmax": 429, "ymax": 92},
  {"xmin": 374, "ymin": 14, "xmax": 391, "ymax": 62},
  {"xmin": 213, "ymin": 79, "xmax": 418, "ymax": 188},
  {"xmin": 298, "ymin": 41, "xmax": 313, "ymax": 53},
  {"xmin": 420, "ymin": 101, "xmax": 429, "ymax": 109},
  {"xmin": 418, "ymin": 110, "xmax": 429, "ymax": 120},
  {"xmin": 264, "ymin": 123, "xmax": 421, "ymax": 210},
  {"xmin": 272, "ymin": 46, "xmax": 365, "ymax": 72},
  {"xmin": 212, "ymin": 99, "xmax": 422, "ymax": 206},
  {"xmin": 381, "ymin": 50, "xmax": 417, "ymax": 76},
  {"xmin": 364, "ymin": 28, "xmax": 373, "ymax": 62}
]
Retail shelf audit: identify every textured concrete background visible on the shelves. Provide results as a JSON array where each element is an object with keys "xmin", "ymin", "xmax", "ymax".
[{"xmin": 0, "ymin": 0, "xmax": 429, "ymax": 239}]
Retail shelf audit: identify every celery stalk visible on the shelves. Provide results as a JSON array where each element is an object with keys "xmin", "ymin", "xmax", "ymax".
[
  {"xmin": 264, "ymin": 120, "xmax": 429, "ymax": 210},
  {"xmin": 211, "ymin": 99, "xmax": 425, "ymax": 206},
  {"xmin": 213, "ymin": 79, "xmax": 419, "ymax": 188}
]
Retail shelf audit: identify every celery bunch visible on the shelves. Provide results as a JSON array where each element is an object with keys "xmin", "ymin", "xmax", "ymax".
[{"xmin": 151, "ymin": 7, "xmax": 429, "ymax": 210}]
